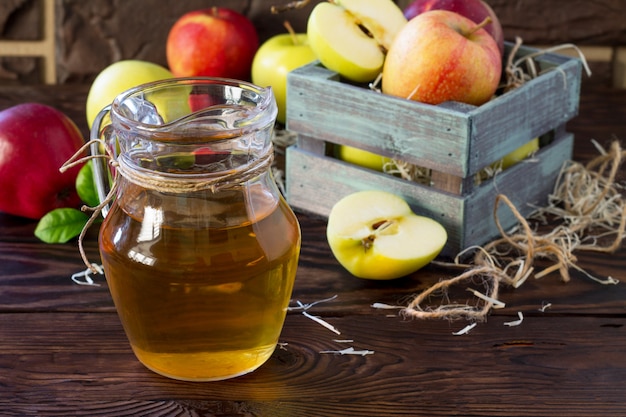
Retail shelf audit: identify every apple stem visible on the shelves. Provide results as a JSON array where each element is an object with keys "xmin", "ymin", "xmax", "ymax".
[
  {"xmin": 464, "ymin": 16, "xmax": 492, "ymax": 38},
  {"xmin": 283, "ymin": 20, "xmax": 299, "ymax": 45}
]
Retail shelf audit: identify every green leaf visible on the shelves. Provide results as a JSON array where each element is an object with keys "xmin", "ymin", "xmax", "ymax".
[
  {"xmin": 34, "ymin": 208, "xmax": 89, "ymax": 244},
  {"xmin": 76, "ymin": 161, "xmax": 100, "ymax": 207}
]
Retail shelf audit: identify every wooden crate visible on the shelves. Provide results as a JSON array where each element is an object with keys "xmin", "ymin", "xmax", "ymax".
[{"xmin": 284, "ymin": 43, "xmax": 583, "ymax": 257}]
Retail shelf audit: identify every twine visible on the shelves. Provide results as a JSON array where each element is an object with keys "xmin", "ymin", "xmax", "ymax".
[
  {"xmin": 403, "ymin": 140, "xmax": 625, "ymax": 322},
  {"xmin": 116, "ymin": 147, "xmax": 274, "ymax": 194},
  {"xmin": 60, "ymin": 138, "xmax": 274, "ymax": 273}
]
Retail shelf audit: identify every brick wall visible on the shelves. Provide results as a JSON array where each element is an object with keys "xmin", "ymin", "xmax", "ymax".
[{"xmin": 1, "ymin": 0, "xmax": 624, "ymax": 87}]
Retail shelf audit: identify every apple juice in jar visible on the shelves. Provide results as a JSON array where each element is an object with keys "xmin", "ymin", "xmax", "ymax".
[
  {"xmin": 99, "ymin": 174, "xmax": 299, "ymax": 381},
  {"xmin": 91, "ymin": 78, "xmax": 300, "ymax": 381}
]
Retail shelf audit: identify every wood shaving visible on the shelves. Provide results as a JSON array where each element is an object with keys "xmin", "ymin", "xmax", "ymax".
[
  {"xmin": 70, "ymin": 263, "xmax": 103, "ymax": 286},
  {"xmin": 383, "ymin": 159, "xmax": 432, "ymax": 185},
  {"xmin": 302, "ymin": 311, "xmax": 341, "ymax": 335},
  {"xmin": 371, "ymin": 302, "xmax": 405, "ymax": 310},
  {"xmin": 538, "ymin": 302, "xmax": 552, "ymax": 312},
  {"xmin": 288, "ymin": 295, "xmax": 338, "ymax": 311},
  {"xmin": 502, "ymin": 37, "xmax": 592, "ymax": 93},
  {"xmin": 319, "ymin": 347, "xmax": 374, "ymax": 356},
  {"xmin": 289, "ymin": 296, "xmax": 342, "ymax": 335},
  {"xmin": 467, "ymin": 288, "xmax": 505, "ymax": 309},
  {"xmin": 452, "ymin": 323, "xmax": 477, "ymax": 336},
  {"xmin": 504, "ymin": 312, "xmax": 524, "ymax": 327}
]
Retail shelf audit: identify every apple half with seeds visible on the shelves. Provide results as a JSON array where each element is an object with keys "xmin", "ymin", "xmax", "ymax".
[
  {"xmin": 327, "ymin": 190, "xmax": 447, "ymax": 280},
  {"xmin": 307, "ymin": 0, "xmax": 407, "ymax": 83}
]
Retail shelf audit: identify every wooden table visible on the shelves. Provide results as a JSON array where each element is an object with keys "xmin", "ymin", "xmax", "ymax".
[{"xmin": 1, "ymin": 82, "xmax": 626, "ymax": 417}]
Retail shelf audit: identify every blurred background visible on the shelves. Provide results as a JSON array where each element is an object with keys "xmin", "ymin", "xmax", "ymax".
[{"xmin": 0, "ymin": 0, "xmax": 624, "ymax": 88}]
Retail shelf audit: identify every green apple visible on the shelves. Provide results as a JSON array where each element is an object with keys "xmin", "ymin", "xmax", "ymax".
[
  {"xmin": 478, "ymin": 137, "xmax": 540, "ymax": 181},
  {"xmin": 336, "ymin": 145, "xmax": 392, "ymax": 172},
  {"xmin": 326, "ymin": 190, "xmax": 447, "ymax": 280},
  {"xmin": 307, "ymin": 0, "xmax": 407, "ymax": 83},
  {"xmin": 251, "ymin": 29, "xmax": 317, "ymax": 124},
  {"xmin": 86, "ymin": 60, "xmax": 174, "ymax": 128},
  {"xmin": 498, "ymin": 137, "xmax": 540, "ymax": 170}
]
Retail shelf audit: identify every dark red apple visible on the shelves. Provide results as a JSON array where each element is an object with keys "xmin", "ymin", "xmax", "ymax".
[
  {"xmin": 403, "ymin": 0, "xmax": 504, "ymax": 56},
  {"xmin": 0, "ymin": 103, "xmax": 86, "ymax": 219}
]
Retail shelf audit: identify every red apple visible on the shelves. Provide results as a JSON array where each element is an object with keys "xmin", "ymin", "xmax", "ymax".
[
  {"xmin": 382, "ymin": 10, "xmax": 502, "ymax": 106},
  {"xmin": 166, "ymin": 7, "xmax": 259, "ymax": 80},
  {"xmin": 0, "ymin": 103, "xmax": 85, "ymax": 219},
  {"xmin": 403, "ymin": 0, "xmax": 504, "ymax": 56}
]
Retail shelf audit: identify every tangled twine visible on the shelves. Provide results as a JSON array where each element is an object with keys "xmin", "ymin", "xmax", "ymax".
[{"xmin": 403, "ymin": 140, "xmax": 625, "ymax": 322}]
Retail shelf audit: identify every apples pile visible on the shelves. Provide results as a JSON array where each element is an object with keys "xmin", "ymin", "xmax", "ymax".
[{"xmin": 307, "ymin": 0, "xmax": 504, "ymax": 106}]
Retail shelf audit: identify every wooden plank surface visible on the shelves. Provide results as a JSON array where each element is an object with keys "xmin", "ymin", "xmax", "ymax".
[
  {"xmin": 1, "ymin": 312, "xmax": 626, "ymax": 416},
  {"xmin": 1, "ymin": 83, "xmax": 626, "ymax": 417}
]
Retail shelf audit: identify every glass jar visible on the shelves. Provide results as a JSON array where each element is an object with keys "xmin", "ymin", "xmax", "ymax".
[{"xmin": 91, "ymin": 78, "xmax": 301, "ymax": 381}]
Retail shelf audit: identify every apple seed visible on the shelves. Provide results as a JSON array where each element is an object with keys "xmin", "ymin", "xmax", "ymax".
[{"xmin": 362, "ymin": 219, "xmax": 395, "ymax": 250}]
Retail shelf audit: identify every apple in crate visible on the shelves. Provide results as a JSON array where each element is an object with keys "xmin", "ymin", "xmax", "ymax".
[
  {"xmin": 499, "ymin": 137, "xmax": 540, "ymax": 169},
  {"xmin": 326, "ymin": 190, "xmax": 447, "ymax": 280},
  {"xmin": 167, "ymin": 7, "xmax": 259, "ymax": 80},
  {"xmin": 252, "ymin": 29, "xmax": 317, "ymax": 124},
  {"xmin": 382, "ymin": 10, "xmax": 501, "ymax": 106},
  {"xmin": 335, "ymin": 145, "xmax": 392, "ymax": 172},
  {"xmin": 403, "ymin": 0, "xmax": 504, "ymax": 56},
  {"xmin": 307, "ymin": 0, "xmax": 407, "ymax": 83},
  {"xmin": 0, "ymin": 103, "xmax": 85, "ymax": 219}
]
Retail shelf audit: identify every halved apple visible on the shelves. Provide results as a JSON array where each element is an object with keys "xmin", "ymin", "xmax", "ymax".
[
  {"xmin": 307, "ymin": 0, "xmax": 407, "ymax": 83},
  {"xmin": 326, "ymin": 190, "xmax": 447, "ymax": 280}
]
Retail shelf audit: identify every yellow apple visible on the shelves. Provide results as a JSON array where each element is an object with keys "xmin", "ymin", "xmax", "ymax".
[
  {"xmin": 382, "ymin": 10, "xmax": 501, "ymax": 106},
  {"xmin": 251, "ymin": 30, "xmax": 317, "ymax": 124},
  {"xmin": 86, "ymin": 60, "xmax": 173, "ymax": 128},
  {"xmin": 498, "ymin": 137, "xmax": 540, "ymax": 170},
  {"xmin": 307, "ymin": 0, "xmax": 407, "ymax": 83},
  {"xmin": 336, "ymin": 145, "xmax": 392, "ymax": 172},
  {"xmin": 326, "ymin": 190, "xmax": 447, "ymax": 280},
  {"xmin": 478, "ymin": 138, "xmax": 540, "ymax": 181}
]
